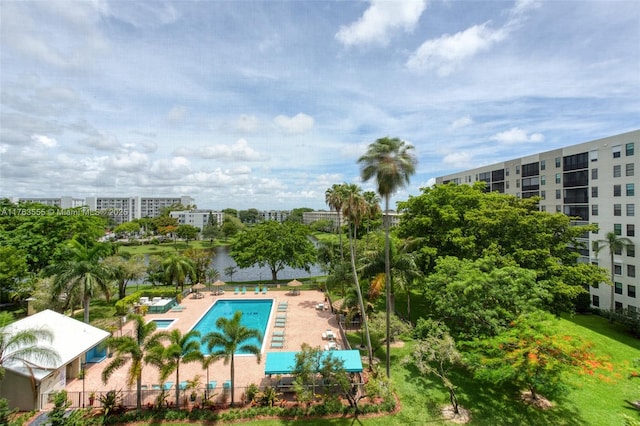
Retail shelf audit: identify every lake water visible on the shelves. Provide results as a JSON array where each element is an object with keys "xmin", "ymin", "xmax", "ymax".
[{"xmin": 210, "ymin": 245, "xmax": 323, "ymax": 282}]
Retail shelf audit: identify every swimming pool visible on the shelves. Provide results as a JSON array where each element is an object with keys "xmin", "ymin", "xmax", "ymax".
[
  {"xmin": 191, "ymin": 299, "xmax": 273, "ymax": 355},
  {"xmin": 149, "ymin": 318, "xmax": 177, "ymax": 329}
]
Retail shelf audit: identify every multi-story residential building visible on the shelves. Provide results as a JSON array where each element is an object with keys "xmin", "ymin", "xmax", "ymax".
[
  {"xmin": 303, "ymin": 210, "xmax": 342, "ymax": 226},
  {"xmin": 170, "ymin": 209, "xmax": 224, "ymax": 231},
  {"xmin": 436, "ymin": 130, "xmax": 639, "ymax": 313},
  {"xmin": 85, "ymin": 195, "xmax": 195, "ymax": 225},
  {"xmin": 16, "ymin": 196, "xmax": 85, "ymax": 209},
  {"xmin": 139, "ymin": 196, "xmax": 195, "ymax": 219},
  {"xmin": 258, "ymin": 210, "xmax": 290, "ymax": 222}
]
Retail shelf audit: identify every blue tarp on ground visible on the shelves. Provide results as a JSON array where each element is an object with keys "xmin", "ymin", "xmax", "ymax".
[{"xmin": 264, "ymin": 350, "xmax": 363, "ymax": 375}]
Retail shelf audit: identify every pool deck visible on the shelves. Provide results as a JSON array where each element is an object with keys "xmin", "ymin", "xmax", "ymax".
[{"xmin": 65, "ymin": 289, "xmax": 342, "ymax": 402}]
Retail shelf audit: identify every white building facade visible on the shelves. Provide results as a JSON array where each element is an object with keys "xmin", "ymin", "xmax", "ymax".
[{"xmin": 436, "ymin": 130, "xmax": 639, "ymax": 313}]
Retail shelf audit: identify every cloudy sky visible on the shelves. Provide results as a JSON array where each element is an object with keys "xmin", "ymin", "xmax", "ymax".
[{"xmin": 1, "ymin": 0, "xmax": 638, "ymax": 210}]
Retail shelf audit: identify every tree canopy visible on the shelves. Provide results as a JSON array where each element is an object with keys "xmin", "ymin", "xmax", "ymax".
[{"xmin": 230, "ymin": 220, "xmax": 317, "ymax": 282}]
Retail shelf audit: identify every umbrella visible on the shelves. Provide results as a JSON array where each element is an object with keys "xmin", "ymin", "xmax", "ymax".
[
  {"xmin": 287, "ymin": 279, "xmax": 303, "ymax": 295},
  {"xmin": 332, "ymin": 298, "xmax": 346, "ymax": 312},
  {"xmin": 212, "ymin": 280, "xmax": 226, "ymax": 295},
  {"xmin": 192, "ymin": 283, "xmax": 206, "ymax": 291}
]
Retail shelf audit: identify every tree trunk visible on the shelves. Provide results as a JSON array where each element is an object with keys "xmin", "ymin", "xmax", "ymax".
[
  {"xmin": 83, "ymin": 295, "xmax": 90, "ymax": 324},
  {"xmin": 448, "ymin": 386, "xmax": 459, "ymax": 414},
  {"xmin": 175, "ymin": 363, "xmax": 181, "ymax": 408},
  {"xmin": 136, "ymin": 372, "xmax": 142, "ymax": 411},
  {"xmin": 384, "ymin": 196, "xmax": 392, "ymax": 378},
  {"xmin": 349, "ymin": 226, "xmax": 373, "ymax": 367},
  {"xmin": 230, "ymin": 355, "xmax": 235, "ymax": 406}
]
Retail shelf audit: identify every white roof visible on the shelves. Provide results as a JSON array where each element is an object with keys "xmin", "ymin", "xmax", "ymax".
[{"xmin": 4, "ymin": 309, "xmax": 110, "ymax": 380}]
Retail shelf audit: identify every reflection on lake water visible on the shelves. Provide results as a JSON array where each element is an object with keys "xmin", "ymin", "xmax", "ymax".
[{"xmin": 210, "ymin": 245, "xmax": 323, "ymax": 282}]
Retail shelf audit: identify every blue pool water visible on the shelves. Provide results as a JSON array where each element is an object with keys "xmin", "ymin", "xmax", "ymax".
[
  {"xmin": 191, "ymin": 299, "xmax": 273, "ymax": 355},
  {"xmin": 149, "ymin": 318, "xmax": 176, "ymax": 329}
]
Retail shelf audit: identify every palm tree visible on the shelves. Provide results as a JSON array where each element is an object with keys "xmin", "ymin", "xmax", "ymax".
[
  {"xmin": 202, "ymin": 311, "xmax": 262, "ymax": 406},
  {"xmin": 362, "ymin": 190, "xmax": 382, "ymax": 247},
  {"xmin": 593, "ymin": 231, "xmax": 633, "ymax": 322},
  {"xmin": 325, "ymin": 183, "xmax": 347, "ymax": 260},
  {"xmin": 162, "ymin": 252, "xmax": 195, "ymax": 292},
  {"xmin": 358, "ymin": 136, "xmax": 416, "ymax": 378},
  {"xmin": 0, "ymin": 312, "xmax": 60, "ymax": 381},
  {"xmin": 147, "ymin": 329, "xmax": 204, "ymax": 408},
  {"xmin": 341, "ymin": 183, "xmax": 374, "ymax": 367},
  {"xmin": 45, "ymin": 240, "xmax": 113, "ymax": 323},
  {"xmin": 101, "ymin": 315, "xmax": 164, "ymax": 410}
]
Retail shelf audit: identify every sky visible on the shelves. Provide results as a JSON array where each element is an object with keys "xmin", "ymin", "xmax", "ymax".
[{"xmin": 1, "ymin": 0, "xmax": 639, "ymax": 211}]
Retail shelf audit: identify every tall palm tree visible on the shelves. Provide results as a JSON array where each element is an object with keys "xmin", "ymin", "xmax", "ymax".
[
  {"xmin": 162, "ymin": 252, "xmax": 195, "ymax": 292},
  {"xmin": 341, "ymin": 183, "xmax": 374, "ymax": 367},
  {"xmin": 359, "ymin": 136, "xmax": 417, "ymax": 378},
  {"xmin": 325, "ymin": 183, "xmax": 347, "ymax": 260},
  {"xmin": 362, "ymin": 190, "xmax": 382, "ymax": 248},
  {"xmin": 0, "ymin": 312, "xmax": 60, "ymax": 381},
  {"xmin": 45, "ymin": 240, "xmax": 113, "ymax": 323},
  {"xmin": 593, "ymin": 231, "xmax": 633, "ymax": 322},
  {"xmin": 202, "ymin": 311, "xmax": 262, "ymax": 406},
  {"xmin": 101, "ymin": 315, "xmax": 164, "ymax": 410},
  {"xmin": 147, "ymin": 329, "xmax": 204, "ymax": 408}
]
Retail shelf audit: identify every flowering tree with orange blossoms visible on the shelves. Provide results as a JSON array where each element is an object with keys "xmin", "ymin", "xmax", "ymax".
[{"xmin": 467, "ymin": 311, "xmax": 612, "ymax": 402}]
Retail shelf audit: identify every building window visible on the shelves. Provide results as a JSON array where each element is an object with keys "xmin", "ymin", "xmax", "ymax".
[
  {"xmin": 615, "ymin": 282, "xmax": 623, "ymax": 294},
  {"xmin": 614, "ymin": 264, "xmax": 622, "ymax": 275},
  {"xmin": 591, "ymin": 168, "xmax": 598, "ymax": 180},
  {"xmin": 628, "ymin": 265, "xmax": 636, "ymax": 278},
  {"xmin": 556, "ymin": 205, "xmax": 562, "ymax": 213},
  {"xmin": 590, "ymin": 150, "xmax": 598, "ymax": 162},
  {"xmin": 555, "ymin": 173, "xmax": 561, "ymax": 184},
  {"xmin": 627, "ymin": 142, "xmax": 635, "ymax": 156},
  {"xmin": 629, "ymin": 244, "xmax": 636, "ymax": 257},
  {"xmin": 614, "ymin": 224, "xmax": 622, "ymax": 235},
  {"xmin": 631, "ymin": 305, "xmax": 638, "ymax": 313},
  {"xmin": 555, "ymin": 189, "xmax": 561, "ymax": 199},
  {"xmin": 555, "ymin": 157, "xmax": 561, "ymax": 168},
  {"xmin": 506, "ymin": 181, "xmax": 510, "ymax": 189},
  {"xmin": 591, "ymin": 205, "xmax": 598, "ymax": 216},
  {"xmin": 540, "ymin": 205, "xmax": 546, "ymax": 212},
  {"xmin": 592, "ymin": 223, "xmax": 599, "ymax": 234},
  {"xmin": 626, "ymin": 163, "xmax": 635, "ymax": 176},
  {"xmin": 541, "ymin": 190, "xmax": 546, "ymax": 200},
  {"xmin": 628, "ymin": 224, "xmax": 636, "ymax": 237},
  {"xmin": 541, "ymin": 160, "xmax": 546, "ymax": 170},
  {"xmin": 612, "ymin": 145, "xmax": 622, "ymax": 158},
  {"xmin": 592, "ymin": 295, "xmax": 600, "ymax": 307},
  {"xmin": 627, "ymin": 183, "xmax": 635, "ymax": 196},
  {"xmin": 592, "ymin": 186, "xmax": 598, "ymax": 198},
  {"xmin": 615, "ymin": 246, "xmax": 623, "ymax": 256},
  {"xmin": 613, "ymin": 165, "xmax": 622, "ymax": 178},
  {"xmin": 615, "ymin": 301, "xmax": 624, "ymax": 312},
  {"xmin": 614, "ymin": 204, "xmax": 622, "ymax": 216},
  {"xmin": 614, "ymin": 185, "xmax": 622, "ymax": 196},
  {"xmin": 541, "ymin": 175, "xmax": 546, "ymax": 185},
  {"xmin": 627, "ymin": 204, "xmax": 635, "ymax": 216},
  {"xmin": 516, "ymin": 165, "xmax": 520, "ymax": 175},
  {"xmin": 505, "ymin": 167, "xmax": 509, "ymax": 176}
]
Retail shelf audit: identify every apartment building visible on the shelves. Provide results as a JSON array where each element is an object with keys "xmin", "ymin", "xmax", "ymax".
[
  {"xmin": 85, "ymin": 195, "xmax": 195, "ymax": 225},
  {"xmin": 436, "ymin": 130, "xmax": 639, "ymax": 313},
  {"xmin": 170, "ymin": 209, "xmax": 224, "ymax": 231},
  {"xmin": 17, "ymin": 196, "xmax": 85, "ymax": 209}
]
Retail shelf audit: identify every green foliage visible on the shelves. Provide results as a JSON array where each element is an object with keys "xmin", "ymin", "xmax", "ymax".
[
  {"xmin": 98, "ymin": 389, "xmax": 123, "ymax": 417},
  {"xmin": 466, "ymin": 311, "xmax": 607, "ymax": 401},
  {"xmin": 0, "ymin": 397, "xmax": 15, "ymax": 425},
  {"xmin": 231, "ymin": 220, "xmax": 317, "ymax": 282},
  {"xmin": 422, "ymin": 254, "xmax": 548, "ymax": 339},
  {"xmin": 48, "ymin": 390, "xmax": 72, "ymax": 426},
  {"xmin": 367, "ymin": 311, "xmax": 412, "ymax": 353},
  {"xmin": 175, "ymin": 224, "xmax": 200, "ymax": 243},
  {"xmin": 397, "ymin": 183, "xmax": 604, "ymax": 315}
]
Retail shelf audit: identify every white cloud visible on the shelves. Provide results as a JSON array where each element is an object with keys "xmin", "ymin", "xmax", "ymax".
[
  {"xmin": 336, "ymin": 0, "xmax": 427, "ymax": 47},
  {"xmin": 442, "ymin": 151, "xmax": 472, "ymax": 167},
  {"xmin": 490, "ymin": 127, "xmax": 544, "ymax": 144},
  {"xmin": 107, "ymin": 151, "xmax": 149, "ymax": 171},
  {"xmin": 449, "ymin": 116, "xmax": 473, "ymax": 130},
  {"xmin": 174, "ymin": 139, "xmax": 265, "ymax": 161},
  {"xmin": 274, "ymin": 113, "xmax": 314, "ymax": 134},
  {"xmin": 407, "ymin": 23, "xmax": 506, "ymax": 75},
  {"xmin": 31, "ymin": 134, "xmax": 57, "ymax": 147}
]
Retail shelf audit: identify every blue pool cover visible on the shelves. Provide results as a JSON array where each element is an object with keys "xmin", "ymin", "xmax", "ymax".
[{"xmin": 264, "ymin": 350, "xmax": 363, "ymax": 375}]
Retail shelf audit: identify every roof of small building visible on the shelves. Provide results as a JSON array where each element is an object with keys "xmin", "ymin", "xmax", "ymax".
[{"xmin": 4, "ymin": 309, "xmax": 110, "ymax": 380}]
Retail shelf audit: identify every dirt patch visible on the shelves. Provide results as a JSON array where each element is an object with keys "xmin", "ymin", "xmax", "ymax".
[
  {"xmin": 390, "ymin": 340, "xmax": 405, "ymax": 348},
  {"xmin": 441, "ymin": 405, "xmax": 471, "ymax": 424},
  {"xmin": 521, "ymin": 391, "xmax": 553, "ymax": 410}
]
